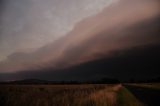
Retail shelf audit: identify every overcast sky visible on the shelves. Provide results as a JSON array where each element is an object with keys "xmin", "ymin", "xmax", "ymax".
[
  {"xmin": 0, "ymin": 0, "xmax": 118, "ymax": 61},
  {"xmin": 0, "ymin": 0, "xmax": 160, "ymax": 79}
]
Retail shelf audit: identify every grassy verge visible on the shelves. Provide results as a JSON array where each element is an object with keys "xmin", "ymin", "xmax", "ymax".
[{"xmin": 117, "ymin": 87, "xmax": 144, "ymax": 106}]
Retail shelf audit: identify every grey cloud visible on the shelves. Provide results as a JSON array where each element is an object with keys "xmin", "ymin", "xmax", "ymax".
[{"xmin": 0, "ymin": 0, "xmax": 160, "ymax": 73}]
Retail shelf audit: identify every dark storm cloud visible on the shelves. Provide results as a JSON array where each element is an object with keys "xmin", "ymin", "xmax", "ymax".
[
  {"xmin": 1, "ymin": 44, "xmax": 160, "ymax": 81},
  {"xmin": 0, "ymin": 0, "xmax": 160, "ymax": 81},
  {"xmin": 0, "ymin": 0, "xmax": 160, "ymax": 72}
]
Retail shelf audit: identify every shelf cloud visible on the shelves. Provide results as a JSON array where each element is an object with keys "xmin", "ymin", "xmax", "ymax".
[{"xmin": 0, "ymin": 0, "xmax": 160, "ymax": 81}]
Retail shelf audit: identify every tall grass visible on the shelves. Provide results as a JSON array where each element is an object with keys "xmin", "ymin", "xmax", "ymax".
[
  {"xmin": 0, "ymin": 84, "xmax": 117, "ymax": 106},
  {"xmin": 0, "ymin": 84, "xmax": 143, "ymax": 106}
]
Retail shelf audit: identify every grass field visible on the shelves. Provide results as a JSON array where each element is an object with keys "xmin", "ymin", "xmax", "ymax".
[{"xmin": 0, "ymin": 84, "xmax": 144, "ymax": 106}]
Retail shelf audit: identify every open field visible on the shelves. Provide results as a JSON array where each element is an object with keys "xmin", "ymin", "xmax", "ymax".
[{"xmin": 0, "ymin": 84, "xmax": 145, "ymax": 106}]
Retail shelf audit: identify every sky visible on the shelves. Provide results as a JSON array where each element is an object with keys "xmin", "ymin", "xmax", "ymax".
[
  {"xmin": 0, "ymin": 0, "xmax": 118, "ymax": 61},
  {"xmin": 0, "ymin": 0, "xmax": 160, "ymax": 81}
]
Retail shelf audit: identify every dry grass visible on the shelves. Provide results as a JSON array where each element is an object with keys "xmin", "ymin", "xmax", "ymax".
[{"xmin": 0, "ymin": 84, "xmax": 143, "ymax": 106}]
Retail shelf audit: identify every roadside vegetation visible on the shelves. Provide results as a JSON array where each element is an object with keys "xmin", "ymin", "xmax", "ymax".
[
  {"xmin": 0, "ymin": 84, "xmax": 144, "ymax": 106},
  {"xmin": 117, "ymin": 87, "xmax": 143, "ymax": 106}
]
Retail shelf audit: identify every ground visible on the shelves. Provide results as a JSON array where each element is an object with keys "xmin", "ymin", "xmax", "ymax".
[{"xmin": 0, "ymin": 83, "xmax": 159, "ymax": 106}]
